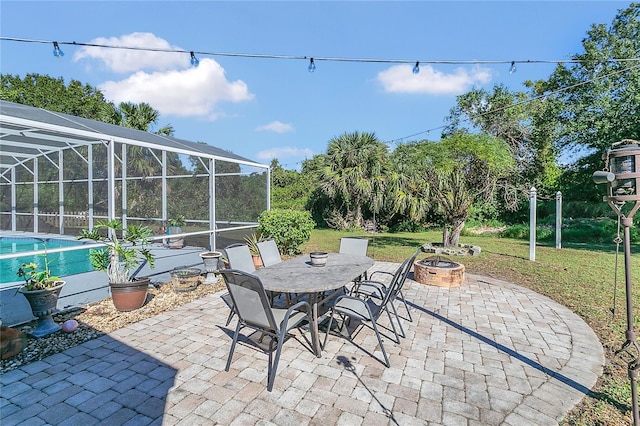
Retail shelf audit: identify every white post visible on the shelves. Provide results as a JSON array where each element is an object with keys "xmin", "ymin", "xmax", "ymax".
[
  {"xmin": 59, "ymin": 150, "xmax": 64, "ymax": 235},
  {"xmin": 107, "ymin": 138, "xmax": 116, "ymax": 222},
  {"xmin": 556, "ymin": 191, "xmax": 562, "ymax": 249},
  {"xmin": 88, "ymin": 144, "xmax": 94, "ymax": 230},
  {"xmin": 121, "ymin": 144, "xmax": 127, "ymax": 228},
  {"xmin": 209, "ymin": 158, "xmax": 216, "ymax": 251},
  {"xmin": 33, "ymin": 158, "xmax": 38, "ymax": 233},
  {"xmin": 11, "ymin": 168, "xmax": 16, "ymax": 231},
  {"xmin": 529, "ymin": 187, "xmax": 537, "ymax": 261},
  {"xmin": 161, "ymin": 150, "xmax": 167, "ymax": 226}
]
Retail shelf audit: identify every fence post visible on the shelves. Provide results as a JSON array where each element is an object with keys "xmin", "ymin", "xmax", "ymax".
[
  {"xmin": 529, "ymin": 187, "xmax": 537, "ymax": 261},
  {"xmin": 556, "ymin": 191, "xmax": 562, "ymax": 249}
]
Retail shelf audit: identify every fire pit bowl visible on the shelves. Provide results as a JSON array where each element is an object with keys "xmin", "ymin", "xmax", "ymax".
[{"xmin": 413, "ymin": 256, "xmax": 465, "ymax": 287}]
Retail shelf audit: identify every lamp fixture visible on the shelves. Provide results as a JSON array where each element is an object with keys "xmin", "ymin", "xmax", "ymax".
[
  {"xmin": 52, "ymin": 41, "xmax": 64, "ymax": 58},
  {"xmin": 190, "ymin": 51, "xmax": 199, "ymax": 67},
  {"xmin": 308, "ymin": 58, "xmax": 316, "ymax": 72},
  {"xmin": 412, "ymin": 61, "xmax": 420, "ymax": 74},
  {"xmin": 509, "ymin": 61, "xmax": 517, "ymax": 74}
]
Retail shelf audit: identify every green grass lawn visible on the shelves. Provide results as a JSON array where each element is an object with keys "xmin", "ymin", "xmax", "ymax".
[{"xmin": 301, "ymin": 228, "xmax": 640, "ymax": 425}]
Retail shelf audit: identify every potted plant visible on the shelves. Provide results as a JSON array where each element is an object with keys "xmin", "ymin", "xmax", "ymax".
[
  {"xmin": 16, "ymin": 253, "xmax": 66, "ymax": 338},
  {"xmin": 199, "ymin": 251, "xmax": 222, "ymax": 284},
  {"xmin": 166, "ymin": 215, "xmax": 186, "ymax": 249},
  {"xmin": 79, "ymin": 219, "xmax": 155, "ymax": 312},
  {"xmin": 244, "ymin": 232, "xmax": 263, "ymax": 268}
]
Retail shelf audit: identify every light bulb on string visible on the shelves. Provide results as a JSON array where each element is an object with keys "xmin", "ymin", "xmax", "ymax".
[
  {"xmin": 509, "ymin": 61, "xmax": 517, "ymax": 74},
  {"xmin": 190, "ymin": 51, "xmax": 199, "ymax": 67},
  {"xmin": 413, "ymin": 61, "xmax": 420, "ymax": 74},
  {"xmin": 308, "ymin": 58, "xmax": 316, "ymax": 72},
  {"xmin": 52, "ymin": 42, "xmax": 64, "ymax": 58}
]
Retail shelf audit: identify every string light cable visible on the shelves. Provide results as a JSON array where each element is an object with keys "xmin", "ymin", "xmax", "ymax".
[
  {"xmin": 386, "ymin": 61, "xmax": 640, "ymax": 146},
  {"xmin": 2, "ymin": 36, "xmax": 638, "ymax": 70},
  {"xmin": 273, "ymin": 61, "xmax": 640, "ymax": 170},
  {"xmin": 2, "ymin": 36, "xmax": 639, "ymax": 162}
]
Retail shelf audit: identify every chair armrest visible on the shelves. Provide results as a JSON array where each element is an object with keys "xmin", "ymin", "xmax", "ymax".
[
  {"xmin": 286, "ymin": 300, "xmax": 312, "ymax": 317},
  {"xmin": 368, "ymin": 270, "xmax": 393, "ymax": 281},
  {"xmin": 350, "ymin": 280, "xmax": 386, "ymax": 298},
  {"xmin": 352, "ymin": 281, "xmax": 385, "ymax": 298}
]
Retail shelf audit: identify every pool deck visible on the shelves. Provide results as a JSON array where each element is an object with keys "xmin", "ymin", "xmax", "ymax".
[{"xmin": 0, "ymin": 262, "xmax": 604, "ymax": 425}]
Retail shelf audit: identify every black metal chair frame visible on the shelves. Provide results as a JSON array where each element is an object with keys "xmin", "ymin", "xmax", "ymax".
[{"xmin": 220, "ymin": 269, "xmax": 316, "ymax": 391}]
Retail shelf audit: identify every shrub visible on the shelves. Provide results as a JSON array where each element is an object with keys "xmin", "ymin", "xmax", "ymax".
[
  {"xmin": 389, "ymin": 219, "xmax": 426, "ymax": 233},
  {"xmin": 499, "ymin": 218, "xmax": 639, "ymax": 244},
  {"xmin": 500, "ymin": 223, "xmax": 553, "ymax": 241},
  {"xmin": 258, "ymin": 209, "xmax": 316, "ymax": 255}
]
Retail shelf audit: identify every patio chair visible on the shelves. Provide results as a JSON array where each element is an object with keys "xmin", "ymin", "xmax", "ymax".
[
  {"xmin": 257, "ymin": 238, "xmax": 295, "ymax": 306},
  {"xmin": 219, "ymin": 243, "xmax": 256, "ymax": 325},
  {"xmin": 349, "ymin": 257, "xmax": 411, "ymax": 339},
  {"xmin": 223, "ymin": 243, "xmax": 256, "ymax": 273},
  {"xmin": 353, "ymin": 246, "xmax": 421, "ymax": 323},
  {"xmin": 339, "ymin": 237, "xmax": 369, "ymax": 281},
  {"xmin": 257, "ymin": 238, "xmax": 282, "ymax": 267},
  {"xmin": 219, "ymin": 269, "xmax": 316, "ymax": 392},
  {"xmin": 322, "ymin": 259, "xmax": 409, "ymax": 367}
]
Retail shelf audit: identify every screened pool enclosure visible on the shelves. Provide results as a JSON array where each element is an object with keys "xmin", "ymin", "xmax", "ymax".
[
  {"xmin": 0, "ymin": 100, "xmax": 270, "ymax": 249},
  {"xmin": 0, "ymin": 100, "xmax": 270, "ymax": 324}
]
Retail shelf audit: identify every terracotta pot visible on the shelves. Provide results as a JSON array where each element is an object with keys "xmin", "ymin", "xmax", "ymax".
[
  {"xmin": 109, "ymin": 277, "xmax": 150, "ymax": 311},
  {"xmin": 252, "ymin": 254, "xmax": 263, "ymax": 268}
]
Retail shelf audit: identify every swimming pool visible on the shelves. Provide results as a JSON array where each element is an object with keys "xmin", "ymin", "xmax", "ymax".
[{"xmin": 0, "ymin": 237, "xmax": 94, "ymax": 284}]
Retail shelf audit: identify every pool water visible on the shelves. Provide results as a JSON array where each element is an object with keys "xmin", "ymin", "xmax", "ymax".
[{"xmin": 0, "ymin": 237, "xmax": 94, "ymax": 284}]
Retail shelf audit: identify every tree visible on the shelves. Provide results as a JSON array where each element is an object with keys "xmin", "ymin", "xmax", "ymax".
[
  {"xmin": 542, "ymin": 3, "xmax": 640, "ymax": 199},
  {"xmin": 443, "ymin": 84, "xmax": 560, "ymax": 198},
  {"xmin": 386, "ymin": 143, "xmax": 432, "ymax": 228},
  {"xmin": 318, "ymin": 131, "xmax": 388, "ymax": 229},
  {"xmin": 0, "ymin": 73, "xmax": 107, "ymax": 119},
  {"xmin": 395, "ymin": 133, "xmax": 514, "ymax": 247},
  {"xmin": 269, "ymin": 159, "xmax": 314, "ymax": 210}
]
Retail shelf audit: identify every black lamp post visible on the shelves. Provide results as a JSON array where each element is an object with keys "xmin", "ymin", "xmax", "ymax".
[{"xmin": 593, "ymin": 139, "xmax": 640, "ymax": 426}]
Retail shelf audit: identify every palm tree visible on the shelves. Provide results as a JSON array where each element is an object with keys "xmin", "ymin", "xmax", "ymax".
[{"xmin": 319, "ymin": 131, "xmax": 388, "ymax": 229}]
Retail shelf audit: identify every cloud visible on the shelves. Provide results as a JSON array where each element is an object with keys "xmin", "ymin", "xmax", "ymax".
[
  {"xmin": 377, "ymin": 64, "xmax": 492, "ymax": 95},
  {"xmin": 256, "ymin": 146, "xmax": 314, "ymax": 161},
  {"xmin": 98, "ymin": 58, "xmax": 254, "ymax": 119},
  {"xmin": 73, "ymin": 32, "xmax": 184, "ymax": 73},
  {"xmin": 256, "ymin": 121, "xmax": 294, "ymax": 133}
]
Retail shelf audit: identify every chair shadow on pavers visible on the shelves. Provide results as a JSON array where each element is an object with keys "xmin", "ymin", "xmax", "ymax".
[
  {"xmin": 336, "ymin": 355, "xmax": 400, "ymax": 424},
  {"xmin": 0, "ymin": 333, "xmax": 178, "ymax": 425}
]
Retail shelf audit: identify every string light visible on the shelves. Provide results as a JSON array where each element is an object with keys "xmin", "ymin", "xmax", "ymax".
[
  {"xmin": 52, "ymin": 41, "xmax": 64, "ymax": 58},
  {"xmin": 387, "ymin": 62, "xmax": 640, "ymax": 146},
  {"xmin": 190, "ymin": 51, "xmax": 199, "ymax": 67},
  {"xmin": 2, "ymin": 36, "xmax": 638, "ymax": 153},
  {"xmin": 2, "ymin": 37, "xmax": 637, "ymax": 71}
]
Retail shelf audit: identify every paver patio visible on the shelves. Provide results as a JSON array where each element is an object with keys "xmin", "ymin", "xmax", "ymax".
[{"xmin": 0, "ymin": 262, "xmax": 604, "ymax": 425}]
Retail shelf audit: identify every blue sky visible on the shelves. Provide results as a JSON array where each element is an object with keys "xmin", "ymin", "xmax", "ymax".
[{"xmin": 0, "ymin": 1, "xmax": 631, "ymax": 169}]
